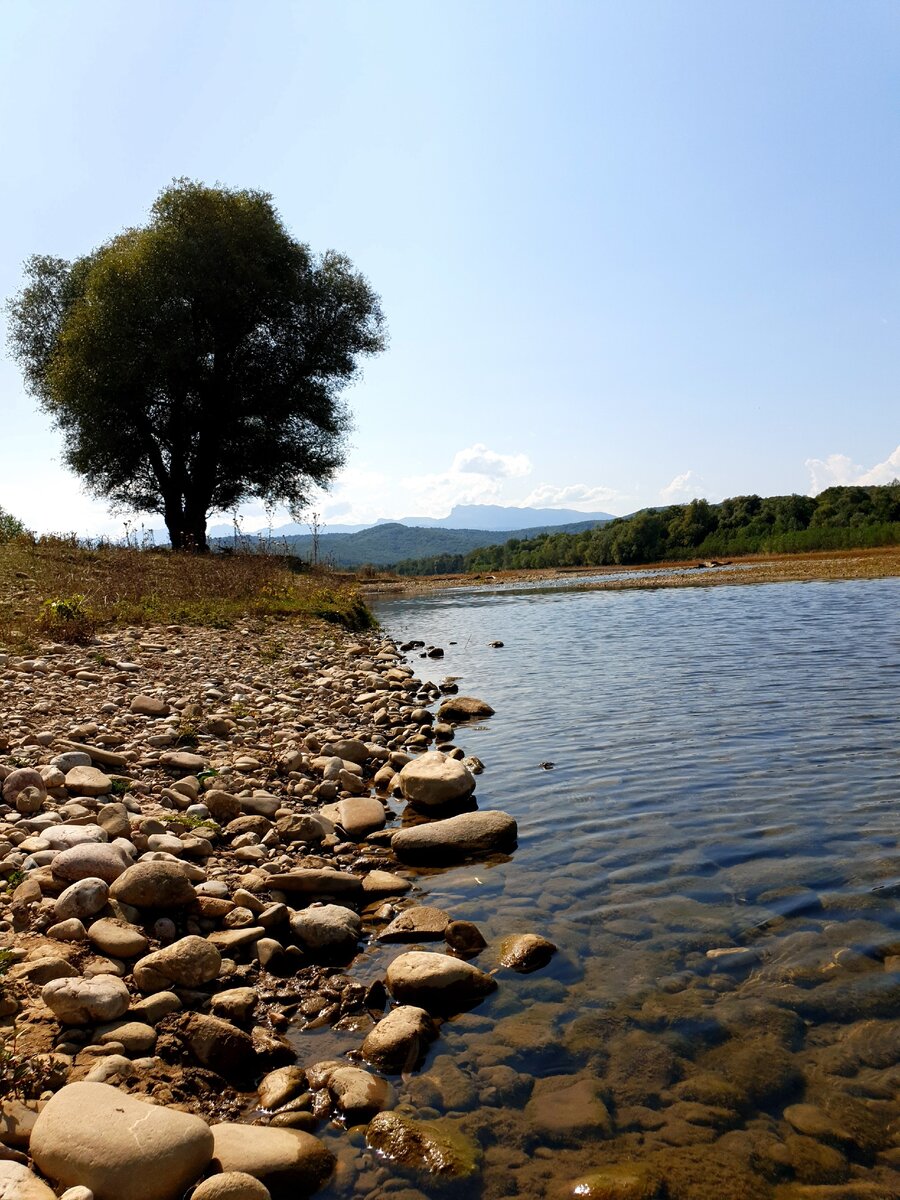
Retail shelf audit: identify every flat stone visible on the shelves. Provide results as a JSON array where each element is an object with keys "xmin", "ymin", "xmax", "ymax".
[
  {"xmin": 319, "ymin": 797, "xmax": 385, "ymax": 840},
  {"xmin": 130, "ymin": 695, "xmax": 171, "ymax": 718},
  {"xmin": 88, "ymin": 918, "xmax": 149, "ymax": 958},
  {"xmin": 398, "ymin": 752, "xmax": 475, "ymax": 809},
  {"xmin": 260, "ymin": 869, "xmax": 363, "ymax": 899},
  {"xmin": 361, "ymin": 870, "xmax": 411, "ymax": 899},
  {"xmin": 41, "ymin": 974, "xmax": 130, "ymax": 1025},
  {"xmin": 385, "ymin": 951, "xmax": 497, "ymax": 1015},
  {"xmin": 96, "ymin": 1020, "xmax": 157, "ymax": 1054},
  {"xmin": 42, "ymin": 824, "xmax": 107, "ymax": 851},
  {"xmin": 392, "ymin": 810, "xmax": 517, "ymax": 864},
  {"xmin": 378, "ymin": 906, "xmax": 451, "ymax": 943},
  {"xmin": 210, "ymin": 1123, "xmax": 334, "ymax": 1194},
  {"xmin": 160, "ymin": 751, "xmax": 208, "ymax": 772},
  {"xmin": 30, "ymin": 1081, "xmax": 214, "ymax": 1200},
  {"xmin": 58, "ymin": 741, "xmax": 129, "ymax": 768},
  {"xmin": 64, "ymin": 766, "xmax": 113, "ymax": 797},
  {"xmin": 436, "ymin": 696, "xmax": 495, "ymax": 721}
]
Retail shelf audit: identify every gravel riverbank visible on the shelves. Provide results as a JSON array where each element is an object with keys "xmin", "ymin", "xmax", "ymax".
[{"xmin": 0, "ymin": 617, "xmax": 544, "ymax": 1199}]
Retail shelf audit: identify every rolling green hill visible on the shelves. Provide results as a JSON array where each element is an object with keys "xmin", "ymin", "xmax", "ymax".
[
  {"xmin": 212, "ymin": 518, "xmax": 608, "ymax": 567},
  {"xmin": 393, "ymin": 485, "xmax": 900, "ymax": 574}
]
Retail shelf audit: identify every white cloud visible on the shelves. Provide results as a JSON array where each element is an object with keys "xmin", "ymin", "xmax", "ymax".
[
  {"xmin": 521, "ymin": 482, "xmax": 620, "ymax": 510},
  {"xmin": 659, "ymin": 470, "xmax": 708, "ymax": 503},
  {"xmin": 450, "ymin": 444, "xmax": 531, "ymax": 479},
  {"xmin": 805, "ymin": 445, "xmax": 900, "ymax": 494},
  {"xmin": 398, "ymin": 443, "xmax": 533, "ymax": 518}
]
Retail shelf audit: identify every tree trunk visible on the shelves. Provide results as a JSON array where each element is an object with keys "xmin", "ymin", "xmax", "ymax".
[{"xmin": 163, "ymin": 495, "xmax": 209, "ymax": 553}]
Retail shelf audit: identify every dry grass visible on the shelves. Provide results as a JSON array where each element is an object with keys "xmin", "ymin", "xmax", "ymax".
[{"xmin": 0, "ymin": 535, "xmax": 374, "ymax": 650}]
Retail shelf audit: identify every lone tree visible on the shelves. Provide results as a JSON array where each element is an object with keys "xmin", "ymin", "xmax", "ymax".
[{"xmin": 7, "ymin": 180, "xmax": 386, "ymax": 551}]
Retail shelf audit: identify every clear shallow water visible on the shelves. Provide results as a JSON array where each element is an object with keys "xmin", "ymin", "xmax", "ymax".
[{"xmin": 321, "ymin": 578, "xmax": 900, "ymax": 1200}]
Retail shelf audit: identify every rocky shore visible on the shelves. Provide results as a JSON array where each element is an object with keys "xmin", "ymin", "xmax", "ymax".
[{"xmin": 0, "ymin": 617, "xmax": 550, "ymax": 1199}]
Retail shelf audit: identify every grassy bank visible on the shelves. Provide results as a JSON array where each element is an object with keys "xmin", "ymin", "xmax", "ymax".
[{"xmin": 0, "ymin": 535, "xmax": 374, "ymax": 649}]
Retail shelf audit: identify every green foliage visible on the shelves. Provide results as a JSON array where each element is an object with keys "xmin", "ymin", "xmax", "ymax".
[
  {"xmin": 7, "ymin": 179, "xmax": 386, "ymax": 552},
  {"xmin": 3, "ymin": 872, "xmax": 25, "ymax": 893},
  {"xmin": 0, "ymin": 948, "xmax": 16, "ymax": 973},
  {"xmin": 171, "ymin": 813, "xmax": 221, "ymax": 834},
  {"xmin": 0, "ymin": 507, "xmax": 28, "ymax": 543},
  {"xmin": 37, "ymin": 593, "xmax": 96, "ymax": 643},
  {"xmin": 401, "ymin": 484, "xmax": 900, "ymax": 574}
]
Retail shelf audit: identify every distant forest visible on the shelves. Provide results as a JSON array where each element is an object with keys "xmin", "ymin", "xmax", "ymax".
[{"xmin": 393, "ymin": 484, "xmax": 900, "ymax": 575}]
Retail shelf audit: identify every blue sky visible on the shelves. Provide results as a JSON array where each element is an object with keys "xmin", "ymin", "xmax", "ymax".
[{"xmin": 0, "ymin": 0, "xmax": 897, "ymax": 534}]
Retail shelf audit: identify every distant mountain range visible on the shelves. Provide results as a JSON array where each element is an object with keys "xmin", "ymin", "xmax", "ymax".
[
  {"xmin": 207, "ymin": 503, "xmax": 615, "ymax": 540},
  {"xmin": 210, "ymin": 512, "xmax": 613, "ymax": 567}
]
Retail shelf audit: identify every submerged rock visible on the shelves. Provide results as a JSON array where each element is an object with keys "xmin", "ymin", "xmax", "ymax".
[
  {"xmin": 392, "ymin": 811, "xmax": 517, "ymax": 863},
  {"xmin": 499, "ymin": 933, "xmax": 558, "ymax": 973},
  {"xmin": 365, "ymin": 1112, "xmax": 480, "ymax": 1179}
]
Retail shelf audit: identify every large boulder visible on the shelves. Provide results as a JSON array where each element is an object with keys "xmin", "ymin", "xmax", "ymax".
[
  {"xmin": 41, "ymin": 974, "xmax": 130, "ymax": 1025},
  {"xmin": 30, "ymin": 1081, "xmax": 214, "ymax": 1200},
  {"xmin": 361, "ymin": 1005, "xmax": 438, "ymax": 1073},
  {"xmin": 289, "ymin": 904, "xmax": 360, "ymax": 963},
  {"xmin": 133, "ymin": 936, "xmax": 221, "ymax": 993},
  {"xmin": 436, "ymin": 696, "xmax": 495, "ymax": 722},
  {"xmin": 52, "ymin": 843, "xmax": 132, "ymax": 884},
  {"xmin": 392, "ymin": 810, "xmax": 517, "ymax": 864},
  {"xmin": 110, "ymin": 860, "xmax": 197, "ymax": 908},
  {"xmin": 210, "ymin": 1123, "xmax": 334, "ymax": 1197},
  {"xmin": 385, "ymin": 951, "xmax": 497, "ymax": 1015},
  {"xmin": 398, "ymin": 752, "xmax": 475, "ymax": 809}
]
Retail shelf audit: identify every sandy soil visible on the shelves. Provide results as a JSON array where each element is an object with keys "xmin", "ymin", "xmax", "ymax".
[{"xmin": 363, "ymin": 544, "xmax": 900, "ymax": 597}]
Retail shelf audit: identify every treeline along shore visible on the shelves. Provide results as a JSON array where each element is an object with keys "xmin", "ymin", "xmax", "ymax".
[{"xmin": 391, "ymin": 484, "xmax": 900, "ymax": 575}]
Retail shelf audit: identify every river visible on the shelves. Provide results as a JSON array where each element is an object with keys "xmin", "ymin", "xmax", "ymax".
[{"xmin": 324, "ymin": 576, "xmax": 900, "ymax": 1199}]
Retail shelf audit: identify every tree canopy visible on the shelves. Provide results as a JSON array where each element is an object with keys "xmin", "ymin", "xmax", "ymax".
[{"xmin": 7, "ymin": 180, "xmax": 386, "ymax": 550}]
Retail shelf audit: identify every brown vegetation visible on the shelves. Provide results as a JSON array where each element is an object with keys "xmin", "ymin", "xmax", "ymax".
[{"xmin": 0, "ymin": 535, "xmax": 374, "ymax": 650}]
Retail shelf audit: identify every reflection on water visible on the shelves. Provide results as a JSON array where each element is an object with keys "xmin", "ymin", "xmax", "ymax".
[{"xmin": 320, "ymin": 578, "xmax": 900, "ymax": 1200}]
